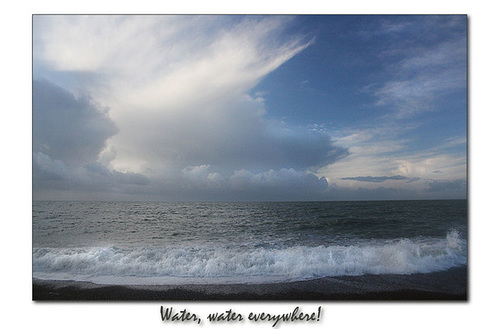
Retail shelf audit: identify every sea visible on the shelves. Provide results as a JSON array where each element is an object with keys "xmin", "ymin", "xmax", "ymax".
[{"xmin": 32, "ymin": 200, "xmax": 467, "ymax": 285}]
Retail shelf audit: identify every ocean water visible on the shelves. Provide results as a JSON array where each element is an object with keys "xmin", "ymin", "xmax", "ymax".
[{"xmin": 32, "ymin": 200, "xmax": 467, "ymax": 285}]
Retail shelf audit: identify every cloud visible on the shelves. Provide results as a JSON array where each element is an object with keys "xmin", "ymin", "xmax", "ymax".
[
  {"xmin": 314, "ymin": 16, "xmax": 467, "ymax": 198},
  {"xmin": 155, "ymin": 166, "xmax": 330, "ymax": 201},
  {"xmin": 33, "ymin": 152, "xmax": 69, "ymax": 181},
  {"xmin": 181, "ymin": 165, "xmax": 225, "ymax": 190},
  {"xmin": 341, "ymin": 175, "xmax": 410, "ymax": 183},
  {"xmin": 373, "ymin": 65, "xmax": 465, "ymax": 118},
  {"xmin": 231, "ymin": 168, "xmax": 328, "ymax": 191},
  {"xmin": 32, "ymin": 16, "xmax": 348, "ymax": 200},
  {"xmin": 32, "ymin": 79, "xmax": 118, "ymax": 165},
  {"xmin": 118, "ymin": 164, "xmax": 331, "ymax": 201},
  {"xmin": 32, "ymin": 79, "xmax": 150, "ymax": 199},
  {"xmin": 84, "ymin": 162, "xmax": 150, "ymax": 186},
  {"xmin": 33, "ymin": 151, "xmax": 151, "ymax": 199},
  {"xmin": 317, "ymin": 122, "xmax": 466, "ymax": 199},
  {"xmin": 32, "ymin": 16, "xmax": 466, "ymax": 201},
  {"xmin": 365, "ymin": 17, "xmax": 466, "ymax": 118},
  {"xmin": 88, "ymin": 16, "xmax": 329, "ymax": 175},
  {"xmin": 228, "ymin": 168, "xmax": 329, "ymax": 201},
  {"xmin": 34, "ymin": 16, "xmax": 333, "ymax": 174}
]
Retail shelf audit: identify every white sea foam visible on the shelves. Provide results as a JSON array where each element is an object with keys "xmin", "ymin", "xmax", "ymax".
[{"xmin": 32, "ymin": 230, "xmax": 466, "ymax": 285}]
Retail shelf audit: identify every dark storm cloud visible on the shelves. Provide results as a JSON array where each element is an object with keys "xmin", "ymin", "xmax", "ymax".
[
  {"xmin": 33, "ymin": 79, "xmax": 118, "ymax": 165},
  {"xmin": 270, "ymin": 130, "xmax": 350, "ymax": 170},
  {"xmin": 200, "ymin": 124, "xmax": 350, "ymax": 172},
  {"xmin": 33, "ymin": 153, "xmax": 152, "ymax": 198},
  {"xmin": 33, "ymin": 79, "xmax": 150, "ymax": 198}
]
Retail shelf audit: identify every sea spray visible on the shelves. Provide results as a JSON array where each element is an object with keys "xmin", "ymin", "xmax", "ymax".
[{"xmin": 32, "ymin": 230, "xmax": 466, "ymax": 285}]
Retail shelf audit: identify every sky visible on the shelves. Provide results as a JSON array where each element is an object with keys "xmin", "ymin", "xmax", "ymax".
[{"xmin": 32, "ymin": 15, "xmax": 467, "ymax": 201}]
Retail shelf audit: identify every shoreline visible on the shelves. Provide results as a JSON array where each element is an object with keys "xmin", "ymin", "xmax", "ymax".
[{"xmin": 33, "ymin": 266, "xmax": 467, "ymax": 301}]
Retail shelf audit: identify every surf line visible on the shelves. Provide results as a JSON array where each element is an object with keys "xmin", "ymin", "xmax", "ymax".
[{"xmin": 248, "ymin": 306, "xmax": 322, "ymax": 327}]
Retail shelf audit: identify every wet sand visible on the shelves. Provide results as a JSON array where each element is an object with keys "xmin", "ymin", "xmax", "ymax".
[{"xmin": 33, "ymin": 266, "xmax": 467, "ymax": 301}]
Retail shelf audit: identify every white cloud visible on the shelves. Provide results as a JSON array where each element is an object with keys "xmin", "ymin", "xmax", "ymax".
[
  {"xmin": 33, "ymin": 15, "xmax": 348, "ymax": 200},
  {"xmin": 374, "ymin": 68, "xmax": 465, "ymax": 118},
  {"xmin": 181, "ymin": 165, "xmax": 224, "ymax": 189},
  {"xmin": 368, "ymin": 19, "xmax": 466, "ymax": 118},
  {"xmin": 318, "ymin": 123, "xmax": 466, "ymax": 195},
  {"xmin": 34, "ymin": 16, "xmax": 324, "ymax": 177}
]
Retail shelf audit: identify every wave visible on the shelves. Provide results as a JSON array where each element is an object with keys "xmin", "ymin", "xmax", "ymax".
[{"xmin": 32, "ymin": 230, "xmax": 466, "ymax": 285}]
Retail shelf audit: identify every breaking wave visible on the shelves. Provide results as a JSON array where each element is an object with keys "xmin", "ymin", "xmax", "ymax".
[{"xmin": 32, "ymin": 230, "xmax": 466, "ymax": 285}]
